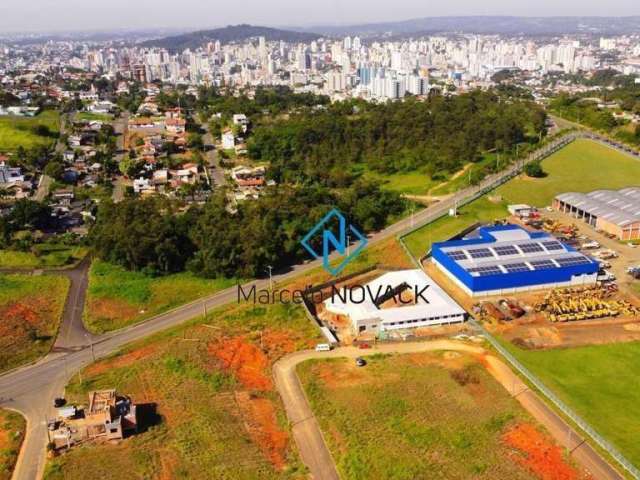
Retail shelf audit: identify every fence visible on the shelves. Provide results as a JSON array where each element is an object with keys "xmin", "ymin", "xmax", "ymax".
[
  {"xmin": 477, "ymin": 320, "xmax": 640, "ymax": 479},
  {"xmin": 394, "ymin": 131, "xmax": 640, "ymax": 479}
]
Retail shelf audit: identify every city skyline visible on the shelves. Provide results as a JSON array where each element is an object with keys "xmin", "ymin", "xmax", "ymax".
[{"xmin": 0, "ymin": 1, "xmax": 639, "ymax": 33}]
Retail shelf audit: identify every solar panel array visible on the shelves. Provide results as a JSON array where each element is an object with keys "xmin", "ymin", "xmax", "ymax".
[
  {"xmin": 503, "ymin": 262, "xmax": 531, "ymax": 273},
  {"xmin": 468, "ymin": 248, "xmax": 494, "ymax": 259},
  {"xmin": 493, "ymin": 245, "xmax": 519, "ymax": 256},
  {"xmin": 518, "ymin": 242, "xmax": 544, "ymax": 253},
  {"xmin": 542, "ymin": 241, "xmax": 564, "ymax": 251},
  {"xmin": 555, "ymin": 256, "xmax": 592, "ymax": 267},
  {"xmin": 468, "ymin": 266, "xmax": 502, "ymax": 276},
  {"xmin": 530, "ymin": 259, "xmax": 557, "ymax": 270},
  {"xmin": 447, "ymin": 250, "xmax": 467, "ymax": 261}
]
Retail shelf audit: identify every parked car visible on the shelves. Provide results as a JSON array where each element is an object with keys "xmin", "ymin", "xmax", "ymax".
[
  {"xmin": 355, "ymin": 357, "xmax": 367, "ymax": 367},
  {"xmin": 315, "ymin": 343, "xmax": 332, "ymax": 352}
]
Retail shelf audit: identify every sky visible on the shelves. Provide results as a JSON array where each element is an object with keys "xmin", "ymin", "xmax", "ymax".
[{"xmin": 1, "ymin": 0, "xmax": 639, "ymax": 33}]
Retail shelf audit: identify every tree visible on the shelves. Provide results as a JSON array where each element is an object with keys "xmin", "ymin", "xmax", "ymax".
[
  {"xmin": 44, "ymin": 161, "xmax": 64, "ymax": 180},
  {"xmin": 524, "ymin": 161, "xmax": 546, "ymax": 178}
]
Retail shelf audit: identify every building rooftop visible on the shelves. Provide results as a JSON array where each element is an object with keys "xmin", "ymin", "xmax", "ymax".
[
  {"xmin": 556, "ymin": 187, "xmax": 640, "ymax": 227},
  {"xmin": 324, "ymin": 269, "xmax": 465, "ymax": 323},
  {"xmin": 435, "ymin": 224, "xmax": 597, "ymax": 278}
]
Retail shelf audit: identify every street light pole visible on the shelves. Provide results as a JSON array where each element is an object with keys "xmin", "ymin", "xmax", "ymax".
[
  {"xmin": 266, "ymin": 265, "xmax": 273, "ymax": 292},
  {"xmin": 85, "ymin": 334, "xmax": 95, "ymax": 362}
]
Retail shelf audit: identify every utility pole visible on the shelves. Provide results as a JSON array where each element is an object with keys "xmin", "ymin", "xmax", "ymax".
[
  {"xmin": 266, "ymin": 265, "xmax": 273, "ymax": 292},
  {"xmin": 85, "ymin": 334, "xmax": 95, "ymax": 362}
]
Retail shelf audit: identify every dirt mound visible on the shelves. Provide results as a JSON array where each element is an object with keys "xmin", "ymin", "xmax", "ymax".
[
  {"xmin": 209, "ymin": 337, "xmax": 272, "ymax": 391},
  {"xmin": 502, "ymin": 423, "xmax": 581, "ymax": 480},
  {"xmin": 235, "ymin": 391, "xmax": 289, "ymax": 470}
]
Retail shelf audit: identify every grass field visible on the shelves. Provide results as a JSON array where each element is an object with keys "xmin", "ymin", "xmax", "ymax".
[
  {"xmin": 298, "ymin": 352, "xmax": 579, "ymax": 480},
  {"xmin": 45, "ymin": 297, "xmax": 322, "ymax": 480},
  {"xmin": 404, "ymin": 197, "xmax": 509, "ymax": 259},
  {"xmin": 84, "ymin": 260, "xmax": 238, "ymax": 333},
  {"xmin": 0, "ymin": 245, "xmax": 87, "ymax": 269},
  {"xmin": 76, "ymin": 112, "xmax": 113, "ymax": 122},
  {"xmin": 362, "ymin": 168, "xmax": 439, "ymax": 196},
  {"xmin": 0, "ymin": 111, "xmax": 60, "ymax": 152},
  {"xmin": 500, "ymin": 340, "xmax": 640, "ymax": 469},
  {"xmin": 0, "ymin": 274, "xmax": 69, "ymax": 372},
  {"xmin": 404, "ymin": 139, "xmax": 640, "ymax": 259},
  {"xmin": 495, "ymin": 139, "xmax": 640, "ymax": 207},
  {"xmin": 0, "ymin": 409, "xmax": 25, "ymax": 480}
]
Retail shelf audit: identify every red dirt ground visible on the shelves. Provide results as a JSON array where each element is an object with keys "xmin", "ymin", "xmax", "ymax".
[
  {"xmin": 209, "ymin": 337, "xmax": 272, "ymax": 391},
  {"xmin": 88, "ymin": 298, "xmax": 139, "ymax": 324},
  {"xmin": 235, "ymin": 391, "xmax": 289, "ymax": 470},
  {"xmin": 85, "ymin": 344, "xmax": 159, "ymax": 376},
  {"xmin": 503, "ymin": 423, "xmax": 583, "ymax": 480}
]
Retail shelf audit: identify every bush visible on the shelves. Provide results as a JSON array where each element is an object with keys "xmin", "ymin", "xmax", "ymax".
[{"xmin": 524, "ymin": 161, "xmax": 546, "ymax": 178}]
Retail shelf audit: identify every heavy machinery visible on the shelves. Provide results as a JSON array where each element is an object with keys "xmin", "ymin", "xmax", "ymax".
[{"xmin": 535, "ymin": 286, "xmax": 639, "ymax": 322}]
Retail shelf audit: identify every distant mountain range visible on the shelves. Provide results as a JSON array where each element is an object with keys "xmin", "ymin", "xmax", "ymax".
[
  {"xmin": 141, "ymin": 24, "xmax": 322, "ymax": 51},
  {"xmin": 303, "ymin": 16, "xmax": 640, "ymax": 38}
]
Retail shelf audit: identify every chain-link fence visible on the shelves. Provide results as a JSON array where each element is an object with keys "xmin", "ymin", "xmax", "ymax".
[{"xmin": 395, "ymin": 131, "xmax": 640, "ymax": 479}]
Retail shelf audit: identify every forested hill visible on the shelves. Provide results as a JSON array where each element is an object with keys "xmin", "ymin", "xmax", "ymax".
[{"xmin": 141, "ymin": 24, "xmax": 322, "ymax": 51}]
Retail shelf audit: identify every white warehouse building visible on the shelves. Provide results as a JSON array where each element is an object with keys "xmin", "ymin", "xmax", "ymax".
[{"xmin": 323, "ymin": 269, "xmax": 467, "ymax": 335}]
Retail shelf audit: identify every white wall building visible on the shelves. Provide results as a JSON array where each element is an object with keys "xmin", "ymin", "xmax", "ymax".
[{"xmin": 324, "ymin": 269, "xmax": 467, "ymax": 335}]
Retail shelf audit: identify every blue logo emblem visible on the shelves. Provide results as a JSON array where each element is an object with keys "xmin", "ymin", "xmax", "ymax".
[{"xmin": 301, "ymin": 208, "xmax": 368, "ymax": 276}]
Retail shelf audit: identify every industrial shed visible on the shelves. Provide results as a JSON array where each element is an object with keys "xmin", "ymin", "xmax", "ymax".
[
  {"xmin": 431, "ymin": 225, "xmax": 599, "ymax": 297},
  {"xmin": 554, "ymin": 188, "xmax": 640, "ymax": 240},
  {"xmin": 323, "ymin": 269, "xmax": 466, "ymax": 335}
]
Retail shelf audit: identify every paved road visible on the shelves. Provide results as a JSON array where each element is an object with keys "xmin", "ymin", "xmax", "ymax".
[
  {"xmin": 111, "ymin": 112, "xmax": 129, "ymax": 202},
  {"xmin": 274, "ymin": 341, "xmax": 624, "ymax": 480},
  {"xmin": 202, "ymin": 123, "xmax": 227, "ymax": 187},
  {"xmin": 34, "ymin": 112, "xmax": 73, "ymax": 202},
  {"xmin": 2, "ymin": 131, "xmax": 631, "ymax": 480}
]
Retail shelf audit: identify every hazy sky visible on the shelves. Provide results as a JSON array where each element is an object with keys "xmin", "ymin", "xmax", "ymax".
[{"xmin": 1, "ymin": 0, "xmax": 639, "ymax": 32}]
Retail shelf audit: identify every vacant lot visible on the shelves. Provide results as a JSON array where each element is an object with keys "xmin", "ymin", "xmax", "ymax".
[
  {"xmin": 404, "ymin": 139, "xmax": 640, "ymax": 258},
  {"xmin": 501, "ymin": 339, "xmax": 640, "ymax": 469},
  {"xmin": 0, "ymin": 245, "xmax": 87, "ymax": 269},
  {"xmin": 298, "ymin": 352, "xmax": 584, "ymax": 480},
  {"xmin": 0, "ymin": 409, "xmax": 25, "ymax": 480},
  {"xmin": 496, "ymin": 139, "xmax": 640, "ymax": 207},
  {"xmin": 0, "ymin": 274, "xmax": 69, "ymax": 372},
  {"xmin": 45, "ymin": 299, "xmax": 322, "ymax": 480},
  {"xmin": 0, "ymin": 111, "xmax": 60, "ymax": 151},
  {"xmin": 84, "ymin": 260, "xmax": 237, "ymax": 333}
]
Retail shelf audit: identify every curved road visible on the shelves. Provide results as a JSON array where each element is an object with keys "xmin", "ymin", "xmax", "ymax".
[
  {"xmin": 274, "ymin": 341, "xmax": 624, "ymax": 480},
  {"xmin": 2, "ymin": 131, "xmax": 635, "ymax": 479}
]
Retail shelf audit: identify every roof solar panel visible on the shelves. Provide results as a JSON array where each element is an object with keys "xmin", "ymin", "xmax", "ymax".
[
  {"xmin": 468, "ymin": 266, "xmax": 502, "ymax": 276},
  {"xmin": 518, "ymin": 242, "xmax": 544, "ymax": 253},
  {"xmin": 542, "ymin": 241, "xmax": 564, "ymax": 251},
  {"xmin": 468, "ymin": 248, "xmax": 494, "ymax": 259},
  {"xmin": 503, "ymin": 262, "xmax": 531, "ymax": 273},
  {"xmin": 555, "ymin": 256, "xmax": 592, "ymax": 267},
  {"xmin": 530, "ymin": 259, "xmax": 557, "ymax": 270},
  {"xmin": 447, "ymin": 250, "xmax": 468, "ymax": 261},
  {"xmin": 493, "ymin": 245, "xmax": 519, "ymax": 256}
]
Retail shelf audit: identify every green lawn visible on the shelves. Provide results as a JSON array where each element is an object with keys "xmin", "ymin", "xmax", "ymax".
[
  {"xmin": 76, "ymin": 112, "xmax": 113, "ymax": 122},
  {"xmin": 0, "ymin": 409, "xmax": 25, "ymax": 480},
  {"xmin": 404, "ymin": 139, "xmax": 640, "ymax": 259},
  {"xmin": 0, "ymin": 274, "xmax": 69, "ymax": 372},
  {"xmin": 0, "ymin": 246, "xmax": 87, "ymax": 269},
  {"xmin": 362, "ymin": 168, "xmax": 438, "ymax": 196},
  {"xmin": 298, "ymin": 353, "xmax": 541, "ymax": 480},
  {"xmin": 500, "ymin": 340, "xmax": 640, "ymax": 469},
  {"xmin": 404, "ymin": 197, "xmax": 509, "ymax": 259},
  {"xmin": 84, "ymin": 260, "xmax": 238, "ymax": 333},
  {"xmin": 0, "ymin": 111, "xmax": 60, "ymax": 151},
  {"xmin": 496, "ymin": 139, "xmax": 640, "ymax": 207},
  {"xmin": 430, "ymin": 153, "xmax": 499, "ymax": 196}
]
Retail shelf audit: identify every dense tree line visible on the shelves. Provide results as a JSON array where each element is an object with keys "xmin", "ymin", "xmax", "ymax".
[
  {"xmin": 90, "ymin": 182, "xmax": 403, "ymax": 277},
  {"xmin": 248, "ymin": 91, "xmax": 546, "ymax": 186}
]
